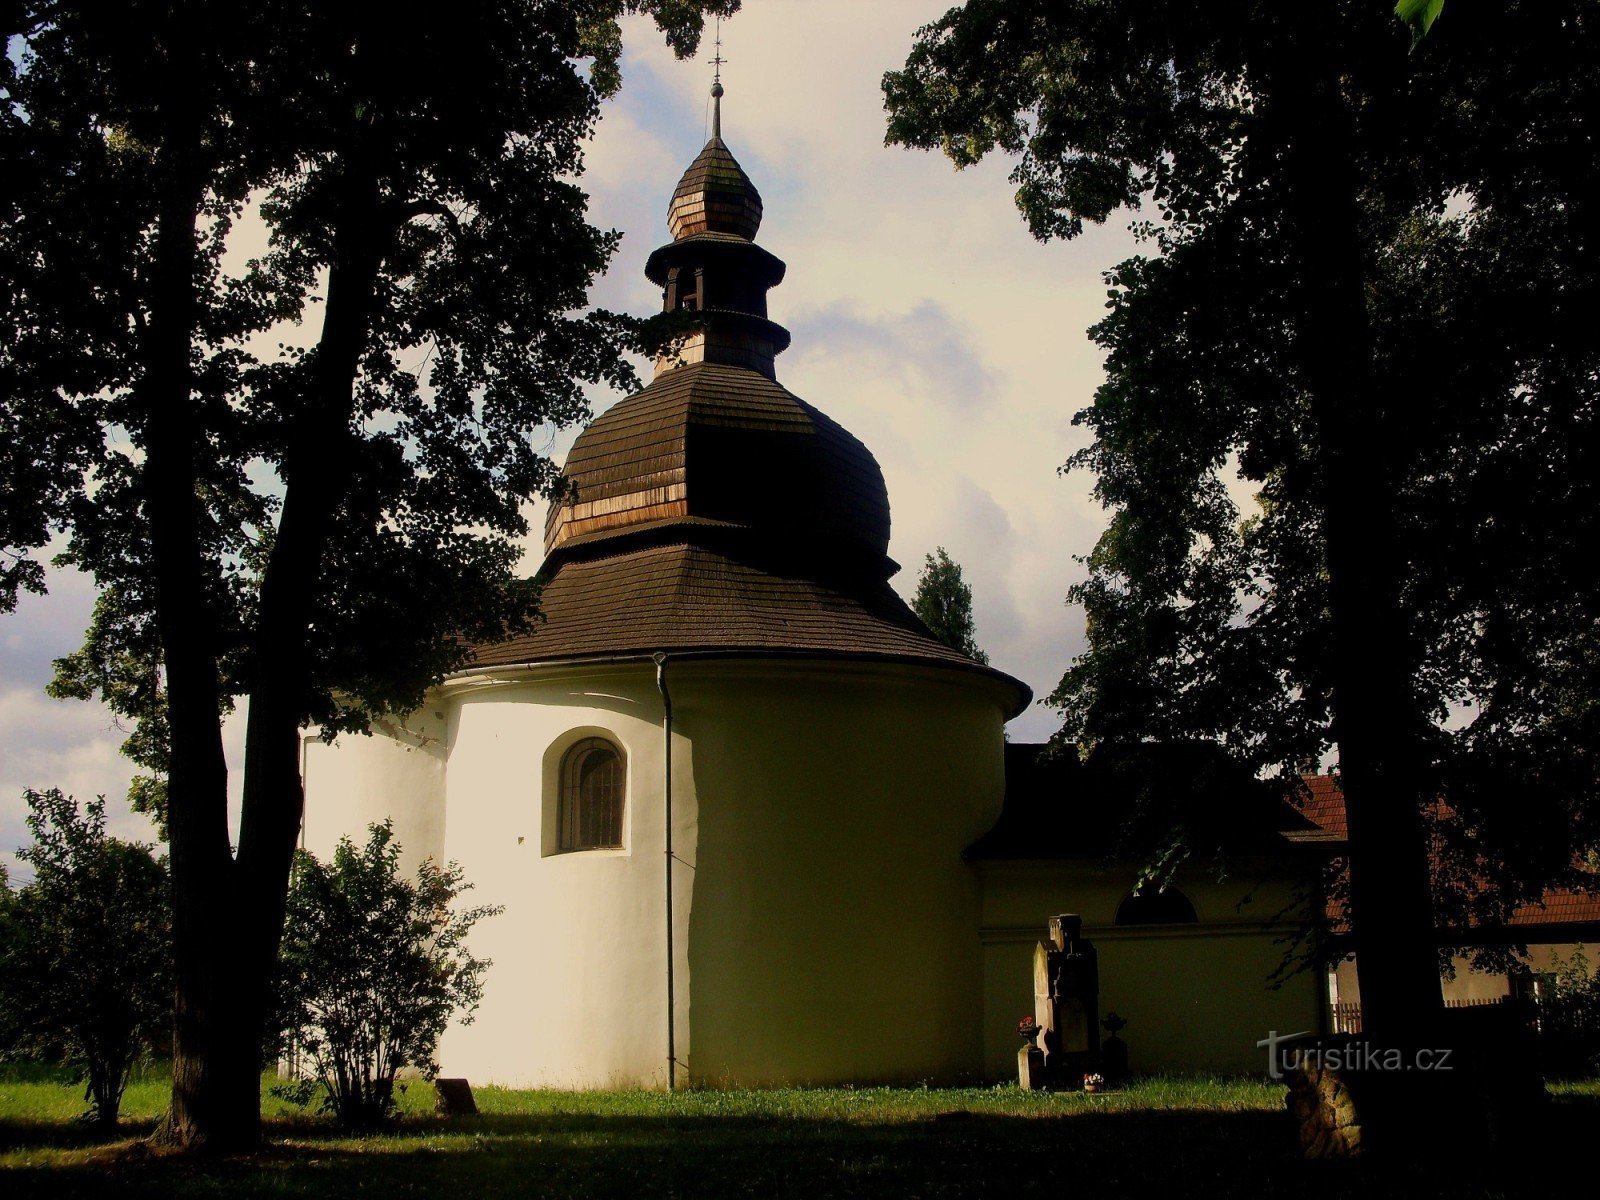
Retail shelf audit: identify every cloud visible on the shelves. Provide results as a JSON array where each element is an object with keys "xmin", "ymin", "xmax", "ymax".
[
  {"xmin": 789, "ymin": 300, "xmax": 997, "ymax": 413},
  {"xmin": 0, "ymin": 683, "xmax": 149, "ymax": 880}
]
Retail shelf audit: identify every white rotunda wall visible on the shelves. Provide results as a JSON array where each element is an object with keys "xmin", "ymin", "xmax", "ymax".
[
  {"xmin": 435, "ymin": 663, "xmax": 680, "ymax": 1089},
  {"xmin": 301, "ymin": 708, "xmax": 449, "ymax": 874},
  {"xmin": 425, "ymin": 656, "xmax": 1008, "ymax": 1089}
]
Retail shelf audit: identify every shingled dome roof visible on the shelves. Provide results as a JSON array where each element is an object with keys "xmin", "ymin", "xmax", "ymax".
[
  {"xmin": 544, "ymin": 363, "xmax": 891, "ymax": 569},
  {"xmin": 468, "ymin": 91, "xmax": 1031, "ymax": 716},
  {"xmin": 667, "ymin": 137, "xmax": 763, "ymax": 240}
]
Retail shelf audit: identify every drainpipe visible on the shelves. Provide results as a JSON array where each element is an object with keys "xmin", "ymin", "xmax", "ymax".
[
  {"xmin": 653, "ymin": 652, "xmax": 677, "ymax": 1090},
  {"xmin": 298, "ymin": 732, "xmax": 315, "ymax": 851}
]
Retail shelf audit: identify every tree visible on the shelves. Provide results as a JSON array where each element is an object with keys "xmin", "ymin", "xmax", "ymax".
[
  {"xmin": 911, "ymin": 547, "xmax": 989, "ymax": 663},
  {"xmin": 1537, "ymin": 948, "xmax": 1600, "ymax": 1078},
  {"xmin": 886, "ymin": 0, "xmax": 1600, "ymax": 1055},
  {"xmin": 0, "ymin": 864, "xmax": 16, "ymax": 1062},
  {"xmin": 0, "ymin": 790, "xmax": 172, "ymax": 1128},
  {"xmin": 1, "ymin": 0, "xmax": 738, "ymax": 1149},
  {"xmin": 268, "ymin": 823, "xmax": 499, "ymax": 1129}
]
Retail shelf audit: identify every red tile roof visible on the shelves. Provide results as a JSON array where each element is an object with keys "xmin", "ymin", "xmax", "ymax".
[
  {"xmin": 1296, "ymin": 774, "xmax": 1599, "ymax": 932},
  {"xmin": 1297, "ymin": 774, "xmax": 1348, "ymax": 839},
  {"xmin": 1509, "ymin": 889, "xmax": 1600, "ymax": 926}
]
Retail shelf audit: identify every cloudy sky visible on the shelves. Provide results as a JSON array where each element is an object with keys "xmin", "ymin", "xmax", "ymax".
[{"xmin": 0, "ymin": 1, "xmax": 1143, "ymax": 869}]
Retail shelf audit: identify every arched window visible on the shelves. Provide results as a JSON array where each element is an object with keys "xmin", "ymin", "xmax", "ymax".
[
  {"xmin": 559, "ymin": 737, "xmax": 625, "ymax": 851},
  {"xmin": 1115, "ymin": 887, "xmax": 1198, "ymax": 926}
]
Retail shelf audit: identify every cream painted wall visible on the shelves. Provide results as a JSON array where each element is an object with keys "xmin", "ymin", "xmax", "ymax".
[
  {"xmin": 301, "ymin": 709, "xmax": 449, "ymax": 874},
  {"xmin": 1521, "ymin": 942, "xmax": 1594, "ymax": 975},
  {"xmin": 675, "ymin": 660, "xmax": 1006, "ymax": 1086},
  {"xmin": 976, "ymin": 862, "xmax": 1323, "ymax": 1077},
  {"xmin": 304, "ymin": 656, "xmax": 1012, "ymax": 1089},
  {"xmin": 436, "ymin": 664, "xmax": 676, "ymax": 1089}
]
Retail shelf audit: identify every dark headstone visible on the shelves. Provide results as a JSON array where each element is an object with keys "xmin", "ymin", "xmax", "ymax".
[
  {"xmin": 434, "ymin": 1077, "xmax": 478, "ymax": 1116},
  {"xmin": 1100, "ymin": 1034, "xmax": 1129, "ymax": 1084}
]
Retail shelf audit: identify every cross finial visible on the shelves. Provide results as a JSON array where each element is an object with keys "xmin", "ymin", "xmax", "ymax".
[{"xmin": 709, "ymin": 16, "xmax": 726, "ymax": 139}]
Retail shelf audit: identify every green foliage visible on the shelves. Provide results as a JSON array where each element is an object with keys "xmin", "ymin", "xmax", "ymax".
[
  {"xmin": 46, "ymin": 590, "xmax": 175, "ymax": 835},
  {"xmin": 5, "ymin": 0, "xmax": 740, "ymax": 1144},
  {"xmin": 911, "ymin": 547, "xmax": 989, "ymax": 664},
  {"xmin": 0, "ymin": 790, "xmax": 172, "ymax": 1127},
  {"xmin": 1, "ymin": 0, "xmax": 740, "ymax": 799},
  {"xmin": 1539, "ymin": 947, "xmax": 1600, "ymax": 1078},
  {"xmin": 885, "ymin": 1, "xmax": 1600, "ymax": 935},
  {"xmin": 1396, "ymin": 0, "xmax": 1447, "ymax": 45},
  {"xmin": 268, "ymin": 822, "xmax": 500, "ymax": 1129}
]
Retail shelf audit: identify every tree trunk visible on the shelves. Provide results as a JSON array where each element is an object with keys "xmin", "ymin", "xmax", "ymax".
[
  {"xmin": 1273, "ymin": 30, "xmax": 1445, "ymax": 1050},
  {"xmin": 134, "ymin": 95, "xmax": 259, "ymax": 1149},
  {"xmin": 232, "ymin": 145, "xmax": 388, "ymax": 1091},
  {"xmin": 125, "ymin": 26, "xmax": 390, "ymax": 1154}
]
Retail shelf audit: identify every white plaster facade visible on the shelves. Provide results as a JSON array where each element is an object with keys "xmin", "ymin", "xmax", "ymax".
[{"xmin": 303, "ymin": 656, "xmax": 1013, "ymax": 1088}]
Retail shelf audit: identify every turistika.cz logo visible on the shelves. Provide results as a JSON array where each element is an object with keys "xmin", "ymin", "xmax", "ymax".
[{"xmin": 1255, "ymin": 1030, "xmax": 1455, "ymax": 1080}]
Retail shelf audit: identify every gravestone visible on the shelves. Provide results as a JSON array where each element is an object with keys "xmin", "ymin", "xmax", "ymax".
[
  {"xmin": 1099, "ymin": 1012, "xmax": 1130, "ymax": 1083},
  {"xmin": 1017, "ymin": 1041, "xmax": 1047, "ymax": 1090},
  {"xmin": 435, "ymin": 1077, "xmax": 478, "ymax": 1116},
  {"xmin": 1030, "ymin": 913, "xmax": 1100, "ymax": 1085}
]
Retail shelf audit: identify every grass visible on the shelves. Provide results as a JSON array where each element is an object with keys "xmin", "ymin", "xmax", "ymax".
[{"xmin": 0, "ymin": 1066, "xmax": 1595, "ymax": 1198}]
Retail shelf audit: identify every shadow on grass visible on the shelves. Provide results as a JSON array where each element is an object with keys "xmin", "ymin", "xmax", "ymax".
[
  {"xmin": 0, "ymin": 1116, "xmax": 160, "ymax": 1153},
  {"xmin": 2, "ymin": 1094, "xmax": 1595, "ymax": 1200}
]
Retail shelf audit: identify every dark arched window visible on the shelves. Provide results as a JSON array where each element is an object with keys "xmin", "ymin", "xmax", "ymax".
[
  {"xmin": 1115, "ymin": 887, "xmax": 1198, "ymax": 926},
  {"xmin": 559, "ymin": 737, "xmax": 625, "ymax": 851}
]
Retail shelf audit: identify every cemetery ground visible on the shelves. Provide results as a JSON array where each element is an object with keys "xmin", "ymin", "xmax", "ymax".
[{"xmin": 0, "ymin": 1065, "xmax": 1596, "ymax": 1199}]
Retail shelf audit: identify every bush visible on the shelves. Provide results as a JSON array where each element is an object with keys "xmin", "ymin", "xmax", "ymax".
[
  {"xmin": 0, "ymin": 790, "xmax": 172, "ymax": 1127},
  {"xmin": 270, "ymin": 822, "xmax": 500, "ymax": 1128},
  {"xmin": 1539, "ymin": 946, "xmax": 1600, "ymax": 1078}
]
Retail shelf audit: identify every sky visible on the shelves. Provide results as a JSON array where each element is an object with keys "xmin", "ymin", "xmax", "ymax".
[{"xmin": 0, "ymin": 1, "xmax": 1145, "ymax": 872}]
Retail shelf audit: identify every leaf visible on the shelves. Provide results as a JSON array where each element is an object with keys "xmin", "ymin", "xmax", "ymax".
[{"xmin": 1395, "ymin": 0, "xmax": 1447, "ymax": 46}]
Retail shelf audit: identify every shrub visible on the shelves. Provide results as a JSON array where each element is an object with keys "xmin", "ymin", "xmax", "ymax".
[
  {"xmin": 0, "ymin": 790, "xmax": 172, "ymax": 1127},
  {"xmin": 1538, "ymin": 946, "xmax": 1600, "ymax": 1078},
  {"xmin": 270, "ymin": 822, "xmax": 500, "ymax": 1128}
]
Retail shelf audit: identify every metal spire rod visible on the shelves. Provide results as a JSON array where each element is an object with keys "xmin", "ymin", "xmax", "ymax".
[{"xmin": 710, "ymin": 16, "xmax": 725, "ymax": 139}]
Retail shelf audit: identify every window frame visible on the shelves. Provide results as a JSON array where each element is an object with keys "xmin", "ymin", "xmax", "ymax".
[{"xmin": 556, "ymin": 736, "xmax": 627, "ymax": 853}]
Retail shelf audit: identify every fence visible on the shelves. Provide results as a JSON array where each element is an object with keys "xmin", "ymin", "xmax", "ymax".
[{"xmin": 1329, "ymin": 995, "xmax": 1515, "ymax": 1035}]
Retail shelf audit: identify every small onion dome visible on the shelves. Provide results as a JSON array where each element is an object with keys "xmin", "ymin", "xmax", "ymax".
[{"xmin": 667, "ymin": 137, "xmax": 763, "ymax": 241}]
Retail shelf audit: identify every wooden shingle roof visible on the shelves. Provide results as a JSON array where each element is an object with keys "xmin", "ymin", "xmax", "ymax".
[
  {"xmin": 544, "ymin": 362, "xmax": 892, "ymax": 566},
  {"xmin": 469, "ymin": 541, "xmax": 1030, "ymax": 713},
  {"xmin": 667, "ymin": 137, "xmax": 762, "ymax": 240}
]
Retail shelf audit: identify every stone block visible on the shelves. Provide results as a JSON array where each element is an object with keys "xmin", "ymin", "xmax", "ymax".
[
  {"xmin": 435, "ymin": 1077, "xmax": 478, "ymax": 1116},
  {"xmin": 1018, "ymin": 1045, "xmax": 1047, "ymax": 1091}
]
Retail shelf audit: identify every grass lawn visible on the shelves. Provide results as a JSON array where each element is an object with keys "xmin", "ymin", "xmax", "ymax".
[{"xmin": 2, "ymin": 1065, "xmax": 1595, "ymax": 1198}]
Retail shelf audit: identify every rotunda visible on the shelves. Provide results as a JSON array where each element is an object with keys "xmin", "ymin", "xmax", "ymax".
[{"xmin": 302, "ymin": 89, "xmax": 1030, "ymax": 1088}]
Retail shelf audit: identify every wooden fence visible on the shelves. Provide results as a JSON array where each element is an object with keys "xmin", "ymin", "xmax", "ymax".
[{"xmin": 1329, "ymin": 995, "xmax": 1515, "ymax": 1035}]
